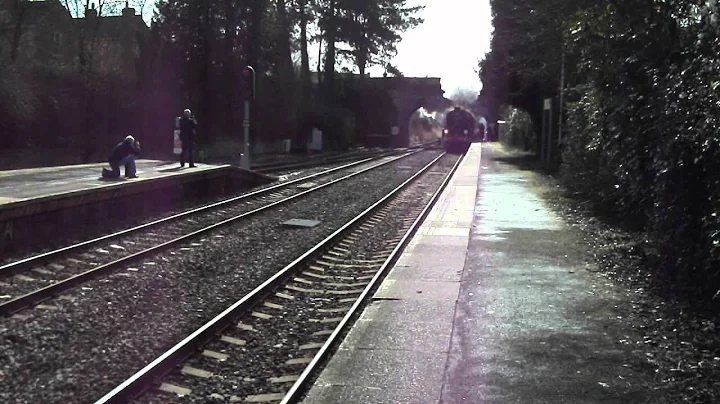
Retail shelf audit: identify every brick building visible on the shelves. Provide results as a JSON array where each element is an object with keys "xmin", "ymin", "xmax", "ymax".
[
  {"xmin": 0, "ymin": 0, "xmax": 74, "ymax": 68},
  {"xmin": 0, "ymin": 0, "xmax": 149, "ymax": 82}
]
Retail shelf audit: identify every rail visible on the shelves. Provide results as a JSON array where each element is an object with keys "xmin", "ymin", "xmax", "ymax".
[
  {"xmin": 0, "ymin": 150, "xmax": 425, "ymax": 316},
  {"xmin": 93, "ymin": 151, "xmax": 455, "ymax": 404}
]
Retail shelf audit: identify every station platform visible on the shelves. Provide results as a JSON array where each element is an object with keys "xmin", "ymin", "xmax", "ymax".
[
  {"xmin": 0, "ymin": 160, "xmax": 273, "ymax": 255},
  {"xmin": 0, "ymin": 160, "xmax": 222, "ymax": 206},
  {"xmin": 301, "ymin": 143, "xmax": 656, "ymax": 403}
]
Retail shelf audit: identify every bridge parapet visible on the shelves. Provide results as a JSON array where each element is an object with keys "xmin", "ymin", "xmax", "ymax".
[
  {"xmin": 392, "ymin": 78, "xmax": 444, "ymax": 147},
  {"xmin": 344, "ymin": 76, "xmax": 446, "ymax": 148}
]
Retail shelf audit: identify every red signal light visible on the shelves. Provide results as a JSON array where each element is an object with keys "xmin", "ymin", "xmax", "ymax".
[{"xmin": 240, "ymin": 65, "xmax": 255, "ymax": 100}]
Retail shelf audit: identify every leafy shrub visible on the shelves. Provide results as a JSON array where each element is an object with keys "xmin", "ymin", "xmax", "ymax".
[
  {"xmin": 500, "ymin": 107, "xmax": 534, "ymax": 151},
  {"xmin": 484, "ymin": 0, "xmax": 720, "ymax": 300}
]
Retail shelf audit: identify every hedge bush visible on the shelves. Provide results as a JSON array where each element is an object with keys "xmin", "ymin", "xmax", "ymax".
[{"xmin": 483, "ymin": 0, "xmax": 720, "ymax": 301}]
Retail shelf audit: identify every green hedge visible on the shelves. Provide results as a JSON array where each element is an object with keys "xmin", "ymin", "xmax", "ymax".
[
  {"xmin": 484, "ymin": 0, "xmax": 720, "ymax": 301},
  {"xmin": 499, "ymin": 107, "xmax": 534, "ymax": 151},
  {"xmin": 559, "ymin": 1, "xmax": 720, "ymax": 298}
]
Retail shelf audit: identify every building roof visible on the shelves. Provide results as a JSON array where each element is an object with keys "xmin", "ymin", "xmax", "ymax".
[
  {"xmin": 72, "ymin": 13, "xmax": 148, "ymax": 40},
  {"xmin": 2, "ymin": 0, "xmax": 148, "ymax": 37}
]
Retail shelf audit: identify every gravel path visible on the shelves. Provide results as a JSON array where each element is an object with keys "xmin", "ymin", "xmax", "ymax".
[{"xmin": 0, "ymin": 150, "xmax": 442, "ymax": 404}]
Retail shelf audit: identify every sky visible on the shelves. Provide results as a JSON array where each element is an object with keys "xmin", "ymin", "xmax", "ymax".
[
  {"xmin": 127, "ymin": 0, "xmax": 493, "ymax": 98},
  {"xmin": 374, "ymin": 0, "xmax": 493, "ymax": 98},
  {"xmin": 307, "ymin": 0, "xmax": 494, "ymax": 98}
]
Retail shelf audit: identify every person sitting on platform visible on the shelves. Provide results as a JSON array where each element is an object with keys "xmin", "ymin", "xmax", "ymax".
[{"xmin": 103, "ymin": 135, "xmax": 141, "ymax": 179}]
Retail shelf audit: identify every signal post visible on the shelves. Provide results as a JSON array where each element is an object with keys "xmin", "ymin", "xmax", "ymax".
[{"xmin": 239, "ymin": 66, "xmax": 256, "ymax": 170}]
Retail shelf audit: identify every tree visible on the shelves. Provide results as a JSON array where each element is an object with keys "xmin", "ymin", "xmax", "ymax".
[
  {"xmin": 317, "ymin": 0, "xmax": 338, "ymax": 95},
  {"xmin": 61, "ymin": 0, "xmax": 115, "ymax": 161},
  {"xmin": 483, "ymin": 0, "xmax": 720, "ymax": 304},
  {"xmin": 275, "ymin": 0, "xmax": 294, "ymax": 81},
  {"xmin": 479, "ymin": 0, "xmax": 592, "ymax": 153},
  {"xmin": 297, "ymin": 0, "xmax": 312, "ymax": 85},
  {"xmin": 2, "ymin": 0, "xmax": 30, "ymax": 63},
  {"xmin": 383, "ymin": 62, "xmax": 403, "ymax": 77},
  {"xmin": 313, "ymin": 0, "xmax": 422, "ymax": 97},
  {"xmin": 335, "ymin": 0, "xmax": 423, "ymax": 76},
  {"xmin": 449, "ymin": 88, "xmax": 479, "ymax": 108},
  {"xmin": 155, "ymin": 0, "xmax": 220, "ymax": 143},
  {"xmin": 149, "ymin": 0, "xmax": 424, "ymax": 153}
]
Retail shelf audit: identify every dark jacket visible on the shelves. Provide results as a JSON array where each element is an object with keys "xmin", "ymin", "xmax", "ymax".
[
  {"xmin": 179, "ymin": 116, "xmax": 197, "ymax": 141},
  {"xmin": 109, "ymin": 141, "xmax": 141, "ymax": 164}
]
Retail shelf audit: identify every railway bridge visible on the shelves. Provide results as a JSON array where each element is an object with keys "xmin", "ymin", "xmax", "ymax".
[{"xmin": 344, "ymin": 76, "xmax": 448, "ymax": 148}]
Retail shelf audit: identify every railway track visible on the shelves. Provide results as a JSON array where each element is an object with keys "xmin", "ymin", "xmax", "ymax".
[
  {"xmin": 252, "ymin": 149, "xmax": 386, "ymax": 174},
  {"xmin": 252, "ymin": 141, "xmax": 440, "ymax": 174},
  {"xmin": 0, "ymin": 150, "xmax": 430, "ymax": 317},
  {"xmin": 94, "ymin": 151, "xmax": 462, "ymax": 404}
]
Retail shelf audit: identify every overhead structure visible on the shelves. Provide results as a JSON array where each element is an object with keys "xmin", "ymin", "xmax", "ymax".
[{"xmin": 346, "ymin": 77, "xmax": 446, "ymax": 148}]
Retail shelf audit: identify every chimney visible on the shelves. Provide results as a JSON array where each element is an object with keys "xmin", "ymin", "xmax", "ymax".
[
  {"xmin": 86, "ymin": 3, "xmax": 97, "ymax": 18},
  {"xmin": 122, "ymin": 1, "xmax": 136, "ymax": 18}
]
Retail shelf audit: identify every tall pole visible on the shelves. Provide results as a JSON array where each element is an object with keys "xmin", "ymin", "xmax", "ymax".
[
  {"xmin": 240, "ymin": 66, "xmax": 255, "ymax": 170},
  {"xmin": 540, "ymin": 105, "xmax": 546, "ymax": 163},
  {"xmin": 558, "ymin": 41, "xmax": 566, "ymax": 147},
  {"xmin": 242, "ymin": 100, "xmax": 251, "ymax": 170},
  {"xmin": 542, "ymin": 98, "xmax": 552, "ymax": 163},
  {"xmin": 547, "ymin": 104, "xmax": 552, "ymax": 166}
]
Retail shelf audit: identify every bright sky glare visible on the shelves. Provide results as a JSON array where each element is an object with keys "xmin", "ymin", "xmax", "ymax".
[
  {"xmin": 380, "ymin": 0, "xmax": 493, "ymax": 97},
  {"xmin": 306, "ymin": 0, "xmax": 493, "ymax": 98}
]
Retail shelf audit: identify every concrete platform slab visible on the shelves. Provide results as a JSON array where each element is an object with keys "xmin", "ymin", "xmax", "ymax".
[
  {"xmin": 282, "ymin": 219, "xmax": 322, "ymax": 228},
  {"xmin": 0, "ymin": 197, "xmax": 18, "ymax": 204},
  {"xmin": 396, "ymin": 246, "xmax": 466, "ymax": 262},
  {"xmin": 374, "ymin": 279, "xmax": 460, "ymax": 302},
  {"xmin": 0, "ymin": 160, "xmax": 222, "ymax": 204},
  {"xmin": 388, "ymin": 262, "xmax": 464, "ymax": 282},
  {"xmin": 0, "ymin": 159, "xmax": 275, "ymax": 255},
  {"xmin": 425, "ymin": 220, "xmax": 474, "ymax": 228},
  {"xmin": 412, "ymin": 234, "xmax": 468, "ymax": 247},
  {"xmin": 306, "ymin": 349, "xmax": 446, "ymax": 404},
  {"xmin": 302, "ymin": 384, "xmax": 439, "ymax": 404},
  {"xmin": 301, "ymin": 144, "xmax": 482, "ymax": 404},
  {"xmin": 301, "ymin": 143, "xmax": 658, "ymax": 404},
  {"xmin": 362, "ymin": 298, "xmax": 458, "ymax": 323},
  {"xmin": 341, "ymin": 310, "xmax": 452, "ymax": 353}
]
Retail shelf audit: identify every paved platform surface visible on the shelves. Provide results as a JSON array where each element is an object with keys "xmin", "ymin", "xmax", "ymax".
[
  {"xmin": 0, "ymin": 160, "xmax": 223, "ymax": 205},
  {"xmin": 301, "ymin": 142, "xmax": 654, "ymax": 403}
]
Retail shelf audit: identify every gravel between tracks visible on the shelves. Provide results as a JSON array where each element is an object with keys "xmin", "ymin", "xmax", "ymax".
[
  {"xmin": 0, "ymin": 155, "xmax": 403, "ymax": 299},
  {"xmin": 137, "ymin": 153, "xmax": 459, "ymax": 404},
  {"xmin": 0, "ymin": 150, "xmax": 442, "ymax": 404}
]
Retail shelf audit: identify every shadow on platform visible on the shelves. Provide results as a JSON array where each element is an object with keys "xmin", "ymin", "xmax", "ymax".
[{"xmin": 490, "ymin": 153, "xmax": 544, "ymax": 172}]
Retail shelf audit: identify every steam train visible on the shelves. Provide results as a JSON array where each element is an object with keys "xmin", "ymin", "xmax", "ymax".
[{"xmin": 442, "ymin": 107, "xmax": 478, "ymax": 154}]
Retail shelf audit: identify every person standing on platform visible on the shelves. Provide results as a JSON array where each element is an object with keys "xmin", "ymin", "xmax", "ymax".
[
  {"xmin": 179, "ymin": 108, "xmax": 197, "ymax": 168},
  {"xmin": 104, "ymin": 135, "xmax": 141, "ymax": 178}
]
